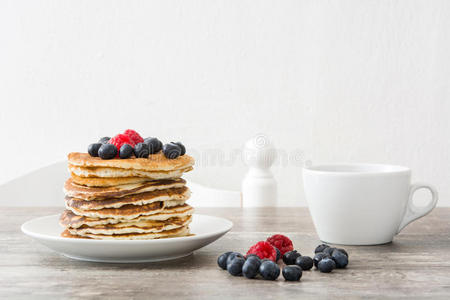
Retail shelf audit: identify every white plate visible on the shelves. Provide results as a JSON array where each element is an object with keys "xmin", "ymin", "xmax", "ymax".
[{"xmin": 21, "ymin": 214, "xmax": 232, "ymax": 263}]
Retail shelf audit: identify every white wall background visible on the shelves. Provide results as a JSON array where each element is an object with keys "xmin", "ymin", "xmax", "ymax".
[{"xmin": 1, "ymin": 0, "xmax": 449, "ymax": 206}]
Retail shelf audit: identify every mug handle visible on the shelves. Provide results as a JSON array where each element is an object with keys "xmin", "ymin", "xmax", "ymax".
[{"xmin": 397, "ymin": 182, "xmax": 438, "ymax": 233}]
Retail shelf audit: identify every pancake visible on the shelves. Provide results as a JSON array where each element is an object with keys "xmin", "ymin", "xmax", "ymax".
[
  {"xmin": 70, "ymin": 167, "xmax": 193, "ymax": 187},
  {"xmin": 68, "ymin": 152, "xmax": 195, "ymax": 172},
  {"xmin": 60, "ymin": 205, "xmax": 194, "ymax": 228},
  {"xmin": 65, "ymin": 186, "xmax": 190, "ymax": 210},
  {"xmin": 64, "ymin": 177, "xmax": 187, "ymax": 200},
  {"xmin": 67, "ymin": 201, "xmax": 165, "ymax": 220},
  {"xmin": 69, "ymin": 165, "xmax": 193, "ymax": 179},
  {"xmin": 68, "ymin": 215, "xmax": 192, "ymax": 235},
  {"xmin": 68, "ymin": 225, "xmax": 190, "ymax": 240}
]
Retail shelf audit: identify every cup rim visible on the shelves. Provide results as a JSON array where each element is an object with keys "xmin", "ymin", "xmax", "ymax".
[{"xmin": 303, "ymin": 163, "xmax": 411, "ymax": 175}]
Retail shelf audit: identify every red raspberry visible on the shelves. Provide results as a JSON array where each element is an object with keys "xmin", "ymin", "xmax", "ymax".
[
  {"xmin": 123, "ymin": 129, "xmax": 144, "ymax": 145},
  {"xmin": 109, "ymin": 134, "xmax": 135, "ymax": 156},
  {"xmin": 266, "ymin": 234, "xmax": 294, "ymax": 255},
  {"xmin": 246, "ymin": 241, "xmax": 277, "ymax": 262}
]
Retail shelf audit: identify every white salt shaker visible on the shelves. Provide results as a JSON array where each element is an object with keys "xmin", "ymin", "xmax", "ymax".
[{"xmin": 241, "ymin": 134, "xmax": 277, "ymax": 207}]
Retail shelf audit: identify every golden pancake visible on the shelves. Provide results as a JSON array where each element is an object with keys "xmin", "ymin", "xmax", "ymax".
[
  {"xmin": 68, "ymin": 215, "xmax": 192, "ymax": 235},
  {"xmin": 70, "ymin": 167, "xmax": 193, "ymax": 187},
  {"xmin": 67, "ymin": 201, "xmax": 165, "ymax": 220},
  {"xmin": 60, "ymin": 205, "xmax": 194, "ymax": 228},
  {"xmin": 68, "ymin": 152, "xmax": 194, "ymax": 172},
  {"xmin": 69, "ymin": 165, "xmax": 193, "ymax": 179},
  {"xmin": 65, "ymin": 186, "xmax": 190, "ymax": 210},
  {"xmin": 67, "ymin": 225, "xmax": 190, "ymax": 240},
  {"xmin": 64, "ymin": 177, "xmax": 186, "ymax": 200}
]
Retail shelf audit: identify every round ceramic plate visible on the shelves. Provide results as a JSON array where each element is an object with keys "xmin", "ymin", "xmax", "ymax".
[{"xmin": 21, "ymin": 214, "xmax": 232, "ymax": 263}]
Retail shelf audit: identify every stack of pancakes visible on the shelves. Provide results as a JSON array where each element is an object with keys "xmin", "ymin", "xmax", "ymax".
[{"xmin": 59, "ymin": 152, "xmax": 195, "ymax": 240}]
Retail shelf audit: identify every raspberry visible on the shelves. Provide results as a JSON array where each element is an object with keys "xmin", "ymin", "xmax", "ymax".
[
  {"xmin": 246, "ymin": 241, "xmax": 277, "ymax": 262},
  {"xmin": 123, "ymin": 129, "xmax": 144, "ymax": 145},
  {"xmin": 266, "ymin": 234, "xmax": 294, "ymax": 256},
  {"xmin": 109, "ymin": 134, "xmax": 135, "ymax": 157}
]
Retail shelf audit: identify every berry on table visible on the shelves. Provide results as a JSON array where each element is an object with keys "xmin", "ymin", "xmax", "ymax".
[
  {"xmin": 282, "ymin": 265, "xmax": 303, "ymax": 281},
  {"xmin": 162, "ymin": 143, "xmax": 182, "ymax": 159},
  {"xmin": 98, "ymin": 144, "xmax": 118, "ymax": 160},
  {"xmin": 318, "ymin": 257, "xmax": 336, "ymax": 273},
  {"xmin": 282, "ymin": 250, "xmax": 301, "ymax": 265},
  {"xmin": 246, "ymin": 241, "xmax": 277, "ymax": 262},
  {"xmin": 227, "ymin": 257, "xmax": 245, "ymax": 276},
  {"xmin": 134, "ymin": 143, "xmax": 150, "ymax": 158},
  {"xmin": 259, "ymin": 260, "xmax": 280, "ymax": 280},
  {"xmin": 313, "ymin": 252, "xmax": 330, "ymax": 268},
  {"xmin": 119, "ymin": 144, "xmax": 134, "ymax": 159},
  {"xmin": 217, "ymin": 252, "xmax": 233, "ymax": 270},
  {"xmin": 323, "ymin": 247, "xmax": 336, "ymax": 256},
  {"xmin": 123, "ymin": 129, "xmax": 144, "ymax": 145},
  {"xmin": 144, "ymin": 137, "xmax": 163, "ymax": 154},
  {"xmin": 335, "ymin": 248, "xmax": 349, "ymax": 258},
  {"xmin": 171, "ymin": 142, "xmax": 186, "ymax": 155},
  {"xmin": 98, "ymin": 137, "xmax": 111, "ymax": 144},
  {"xmin": 331, "ymin": 249, "xmax": 349, "ymax": 268},
  {"xmin": 274, "ymin": 247, "xmax": 281, "ymax": 261},
  {"xmin": 88, "ymin": 143, "xmax": 102, "ymax": 157},
  {"xmin": 314, "ymin": 244, "xmax": 330, "ymax": 253},
  {"xmin": 226, "ymin": 252, "xmax": 244, "ymax": 267},
  {"xmin": 295, "ymin": 256, "xmax": 313, "ymax": 271},
  {"xmin": 266, "ymin": 234, "xmax": 294, "ymax": 256},
  {"xmin": 242, "ymin": 257, "xmax": 261, "ymax": 279}
]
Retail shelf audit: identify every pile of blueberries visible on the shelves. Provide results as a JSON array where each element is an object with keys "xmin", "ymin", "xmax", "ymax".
[
  {"xmin": 217, "ymin": 243, "xmax": 349, "ymax": 281},
  {"xmin": 88, "ymin": 137, "xmax": 185, "ymax": 160}
]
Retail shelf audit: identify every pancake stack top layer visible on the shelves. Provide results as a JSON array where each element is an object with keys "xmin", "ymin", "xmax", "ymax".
[{"xmin": 60, "ymin": 152, "xmax": 195, "ymax": 240}]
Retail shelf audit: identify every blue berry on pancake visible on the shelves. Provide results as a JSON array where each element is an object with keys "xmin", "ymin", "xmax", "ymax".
[
  {"xmin": 134, "ymin": 143, "xmax": 150, "ymax": 158},
  {"xmin": 171, "ymin": 142, "xmax": 186, "ymax": 155},
  {"xmin": 163, "ymin": 143, "xmax": 181, "ymax": 159},
  {"xmin": 144, "ymin": 137, "xmax": 163, "ymax": 154},
  {"xmin": 119, "ymin": 144, "xmax": 134, "ymax": 159},
  {"xmin": 98, "ymin": 144, "xmax": 117, "ymax": 159},
  {"xmin": 88, "ymin": 143, "xmax": 102, "ymax": 157}
]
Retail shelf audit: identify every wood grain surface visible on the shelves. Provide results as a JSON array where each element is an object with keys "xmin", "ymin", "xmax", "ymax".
[{"xmin": 1, "ymin": 207, "xmax": 449, "ymax": 299}]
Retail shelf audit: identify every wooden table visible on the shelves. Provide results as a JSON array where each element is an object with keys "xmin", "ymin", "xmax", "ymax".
[{"xmin": 1, "ymin": 207, "xmax": 449, "ymax": 299}]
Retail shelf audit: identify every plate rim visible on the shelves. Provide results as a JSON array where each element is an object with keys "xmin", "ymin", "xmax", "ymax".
[{"xmin": 21, "ymin": 213, "xmax": 233, "ymax": 244}]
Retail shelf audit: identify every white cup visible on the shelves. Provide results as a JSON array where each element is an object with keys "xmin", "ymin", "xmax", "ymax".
[{"xmin": 303, "ymin": 164, "xmax": 438, "ymax": 245}]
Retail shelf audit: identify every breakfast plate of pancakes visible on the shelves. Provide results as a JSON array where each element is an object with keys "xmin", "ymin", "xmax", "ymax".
[
  {"xmin": 21, "ymin": 136, "xmax": 233, "ymax": 262},
  {"xmin": 21, "ymin": 213, "xmax": 232, "ymax": 263}
]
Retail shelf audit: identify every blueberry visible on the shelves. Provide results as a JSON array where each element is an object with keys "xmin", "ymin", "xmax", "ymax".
[
  {"xmin": 88, "ymin": 143, "xmax": 102, "ymax": 157},
  {"xmin": 282, "ymin": 265, "xmax": 302, "ymax": 281},
  {"xmin": 98, "ymin": 144, "xmax": 117, "ymax": 160},
  {"xmin": 295, "ymin": 256, "xmax": 313, "ymax": 271},
  {"xmin": 144, "ymin": 137, "xmax": 163, "ymax": 154},
  {"xmin": 323, "ymin": 247, "xmax": 336, "ymax": 256},
  {"xmin": 226, "ymin": 252, "xmax": 244, "ymax": 267},
  {"xmin": 227, "ymin": 257, "xmax": 245, "ymax": 276},
  {"xmin": 315, "ymin": 244, "xmax": 330, "ymax": 253},
  {"xmin": 162, "ymin": 143, "xmax": 181, "ymax": 159},
  {"xmin": 217, "ymin": 251, "xmax": 233, "ymax": 270},
  {"xmin": 331, "ymin": 249, "xmax": 348, "ymax": 268},
  {"xmin": 274, "ymin": 247, "xmax": 281, "ymax": 261},
  {"xmin": 119, "ymin": 144, "xmax": 134, "ymax": 159},
  {"xmin": 134, "ymin": 143, "xmax": 149, "ymax": 158},
  {"xmin": 259, "ymin": 260, "xmax": 280, "ymax": 280},
  {"xmin": 242, "ymin": 257, "xmax": 261, "ymax": 279},
  {"xmin": 98, "ymin": 136, "xmax": 111, "ymax": 144},
  {"xmin": 171, "ymin": 142, "xmax": 186, "ymax": 155},
  {"xmin": 335, "ymin": 248, "xmax": 349, "ymax": 258},
  {"xmin": 313, "ymin": 252, "xmax": 330, "ymax": 268},
  {"xmin": 246, "ymin": 254, "xmax": 260, "ymax": 259},
  {"xmin": 318, "ymin": 257, "xmax": 336, "ymax": 273},
  {"xmin": 283, "ymin": 250, "xmax": 301, "ymax": 265}
]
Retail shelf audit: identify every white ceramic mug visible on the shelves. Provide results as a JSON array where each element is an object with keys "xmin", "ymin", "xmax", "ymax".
[{"xmin": 303, "ymin": 164, "xmax": 438, "ymax": 245}]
